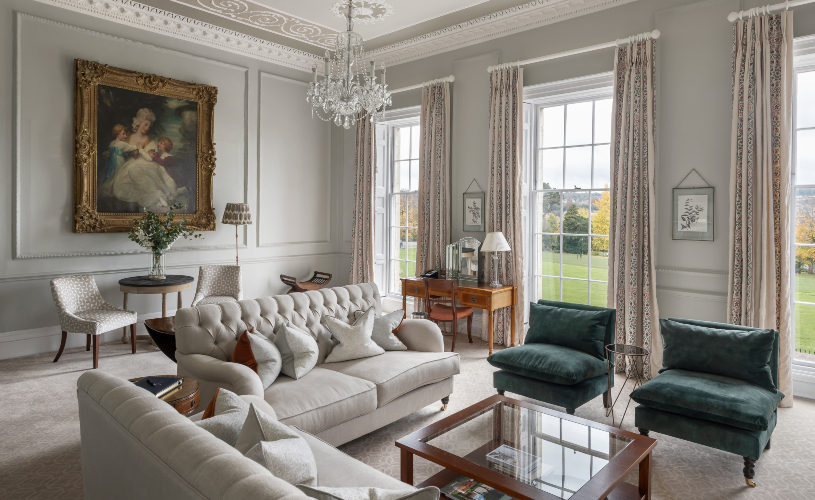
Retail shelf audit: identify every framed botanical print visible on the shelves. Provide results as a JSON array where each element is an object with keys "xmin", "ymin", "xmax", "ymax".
[
  {"xmin": 463, "ymin": 191, "xmax": 485, "ymax": 232},
  {"xmin": 673, "ymin": 187, "xmax": 714, "ymax": 241},
  {"xmin": 73, "ymin": 59, "xmax": 217, "ymax": 233}
]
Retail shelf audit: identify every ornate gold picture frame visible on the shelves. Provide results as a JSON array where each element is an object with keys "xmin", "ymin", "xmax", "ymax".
[{"xmin": 73, "ymin": 59, "xmax": 217, "ymax": 233}]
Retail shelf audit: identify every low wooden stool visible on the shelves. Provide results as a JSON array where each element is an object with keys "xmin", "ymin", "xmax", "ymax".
[
  {"xmin": 129, "ymin": 375, "xmax": 200, "ymax": 416},
  {"xmin": 280, "ymin": 271, "xmax": 332, "ymax": 294}
]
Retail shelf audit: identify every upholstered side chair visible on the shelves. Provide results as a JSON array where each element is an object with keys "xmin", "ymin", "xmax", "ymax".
[
  {"xmin": 50, "ymin": 275, "xmax": 139, "ymax": 369},
  {"xmin": 422, "ymin": 278, "xmax": 473, "ymax": 352},
  {"xmin": 190, "ymin": 265, "xmax": 242, "ymax": 307}
]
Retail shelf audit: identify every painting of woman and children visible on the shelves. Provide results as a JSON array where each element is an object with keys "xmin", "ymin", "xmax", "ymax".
[{"xmin": 96, "ymin": 85, "xmax": 197, "ymax": 214}]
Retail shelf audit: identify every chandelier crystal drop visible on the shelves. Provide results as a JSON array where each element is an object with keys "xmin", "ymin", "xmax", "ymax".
[{"xmin": 306, "ymin": 0, "xmax": 392, "ymax": 128}]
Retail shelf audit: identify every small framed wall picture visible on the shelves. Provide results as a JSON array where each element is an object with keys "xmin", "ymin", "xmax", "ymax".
[
  {"xmin": 463, "ymin": 191, "xmax": 485, "ymax": 232},
  {"xmin": 673, "ymin": 187, "xmax": 714, "ymax": 241}
]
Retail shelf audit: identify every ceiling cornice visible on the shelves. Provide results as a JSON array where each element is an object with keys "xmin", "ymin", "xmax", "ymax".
[
  {"xmin": 368, "ymin": 0, "xmax": 638, "ymax": 66},
  {"xmin": 33, "ymin": 0, "xmax": 323, "ymax": 72}
]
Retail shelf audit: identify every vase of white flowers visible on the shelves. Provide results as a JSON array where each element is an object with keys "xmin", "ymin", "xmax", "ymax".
[{"xmin": 129, "ymin": 204, "xmax": 202, "ymax": 280}]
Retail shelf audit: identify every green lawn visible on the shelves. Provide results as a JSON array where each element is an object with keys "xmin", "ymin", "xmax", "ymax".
[
  {"xmin": 795, "ymin": 273, "xmax": 815, "ymax": 355},
  {"xmin": 538, "ymin": 250, "xmax": 608, "ymax": 307}
]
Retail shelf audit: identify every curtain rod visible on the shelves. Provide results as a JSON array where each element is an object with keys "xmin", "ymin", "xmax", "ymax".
[
  {"xmin": 389, "ymin": 75, "xmax": 455, "ymax": 94},
  {"xmin": 727, "ymin": 0, "xmax": 809, "ymax": 21},
  {"xmin": 487, "ymin": 30, "xmax": 660, "ymax": 73}
]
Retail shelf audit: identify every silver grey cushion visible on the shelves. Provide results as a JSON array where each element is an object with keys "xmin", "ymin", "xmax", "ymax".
[
  {"xmin": 296, "ymin": 485, "xmax": 439, "ymax": 500},
  {"xmin": 242, "ymin": 406, "xmax": 317, "ymax": 486},
  {"xmin": 246, "ymin": 329, "xmax": 283, "ymax": 389},
  {"xmin": 234, "ymin": 403, "xmax": 282, "ymax": 454},
  {"xmin": 194, "ymin": 388, "xmax": 250, "ymax": 446},
  {"xmin": 324, "ymin": 308, "xmax": 384, "ymax": 363},
  {"xmin": 274, "ymin": 322, "xmax": 319, "ymax": 379},
  {"xmin": 353, "ymin": 309, "xmax": 407, "ymax": 351}
]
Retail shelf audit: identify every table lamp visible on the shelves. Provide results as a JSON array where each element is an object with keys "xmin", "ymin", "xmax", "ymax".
[
  {"xmin": 481, "ymin": 232, "xmax": 511, "ymax": 288},
  {"xmin": 222, "ymin": 203, "xmax": 252, "ymax": 265}
]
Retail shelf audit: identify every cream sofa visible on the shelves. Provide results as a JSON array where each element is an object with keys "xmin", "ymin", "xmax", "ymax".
[
  {"xmin": 77, "ymin": 371, "xmax": 419, "ymax": 500},
  {"xmin": 175, "ymin": 282, "xmax": 460, "ymax": 446}
]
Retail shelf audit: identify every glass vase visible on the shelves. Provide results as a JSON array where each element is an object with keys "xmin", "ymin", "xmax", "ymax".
[{"xmin": 149, "ymin": 250, "xmax": 166, "ymax": 280}]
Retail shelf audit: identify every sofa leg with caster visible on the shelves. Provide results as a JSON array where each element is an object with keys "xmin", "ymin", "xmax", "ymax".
[
  {"xmin": 743, "ymin": 457, "xmax": 756, "ymax": 487},
  {"xmin": 441, "ymin": 396, "xmax": 449, "ymax": 411}
]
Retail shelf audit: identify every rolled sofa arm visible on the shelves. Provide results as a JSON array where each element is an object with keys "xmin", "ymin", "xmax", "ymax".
[
  {"xmin": 176, "ymin": 352, "xmax": 263, "ymax": 399},
  {"xmin": 396, "ymin": 319, "xmax": 445, "ymax": 352}
]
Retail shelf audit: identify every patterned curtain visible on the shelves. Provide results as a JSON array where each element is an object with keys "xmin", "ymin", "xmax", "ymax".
[
  {"xmin": 607, "ymin": 38, "xmax": 661, "ymax": 379},
  {"xmin": 349, "ymin": 115, "xmax": 376, "ymax": 285},
  {"xmin": 416, "ymin": 82, "xmax": 451, "ymax": 277},
  {"xmin": 728, "ymin": 12, "xmax": 793, "ymax": 407},
  {"xmin": 486, "ymin": 68, "xmax": 525, "ymax": 346}
]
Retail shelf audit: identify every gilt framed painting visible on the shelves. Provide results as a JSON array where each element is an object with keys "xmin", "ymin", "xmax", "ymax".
[
  {"xmin": 673, "ymin": 187, "xmax": 714, "ymax": 241},
  {"xmin": 73, "ymin": 59, "xmax": 217, "ymax": 233}
]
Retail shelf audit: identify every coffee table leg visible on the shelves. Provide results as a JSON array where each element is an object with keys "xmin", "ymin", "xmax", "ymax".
[
  {"xmin": 639, "ymin": 451, "xmax": 652, "ymax": 500},
  {"xmin": 400, "ymin": 449, "xmax": 413, "ymax": 485},
  {"xmin": 121, "ymin": 293, "xmax": 129, "ymax": 343}
]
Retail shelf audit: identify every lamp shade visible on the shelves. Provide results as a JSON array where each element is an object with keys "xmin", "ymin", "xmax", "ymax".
[
  {"xmin": 481, "ymin": 232, "xmax": 510, "ymax": 252},
  {"xmin": 222, "ymin": 203, "xmax": 252, "ymax": 225}
]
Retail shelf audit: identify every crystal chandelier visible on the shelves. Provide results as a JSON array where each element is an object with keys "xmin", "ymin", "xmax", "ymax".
[{"xmin": 306, "ymin": 0, "xmax": 392, "ymax": 129}]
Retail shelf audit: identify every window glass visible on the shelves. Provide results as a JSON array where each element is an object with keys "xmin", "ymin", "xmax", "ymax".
[{"xmin": 388, "ymin": 125, "xmax": 420, "ymax": 294}]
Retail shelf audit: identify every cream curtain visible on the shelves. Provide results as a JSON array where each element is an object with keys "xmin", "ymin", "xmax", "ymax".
[
  {"xmin": 416, "ymin": 82, "xmax": 452, "ymax": 278},
  {"xmin": 607, "ymin": 38, "xmax": 661, "ymax": 379},
  {"xmin": 727, "ymin": 12, "xmax": 793, "ymax": 407},
  {"xmin": 349, "ymin": 115, "xmax": 376, "ymax": 285},
  {"xmin": 486, "ymin": 68, "xmax": 525, "ymax": 346}
]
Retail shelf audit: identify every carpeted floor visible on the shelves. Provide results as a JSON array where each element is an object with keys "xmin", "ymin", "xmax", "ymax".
[{"xmin": 1, "ymin": 334, "xmax": 814, "ymax": 500}]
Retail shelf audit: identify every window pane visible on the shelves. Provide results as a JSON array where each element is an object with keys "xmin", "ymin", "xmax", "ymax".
[
  {"xmin": 797, "ymin": 71, "xmax": 815, "ymax": 129},
  {"xmin": 411, "ymin": 125, "xmax": 420, "ymax": 159},
  {"xmin": 797, "ymin": 130, "xmax": 815, "ymax": 185},
  {"xmin": 562, "ymin": 236, "xmax": 589, "ymax": 279},
  {"xmin": 565, "ymin": 101, "xmax": 593, "ymax": 146},
  {"xmin": 407, "ymin": 227, "xmax": 417, "ymax": 262},
  {"xmin": 590, "ymin": 281, "xmax": 607, "ymax": 307},
  {"xmin": 591, "ymin": 237, "xmax": 609, "ymax": 281},
  {"xmin": 390, "ymin": 226, "xmax": 401, "ymax": 259},
  {"xmin": 397, "ymin": 127, "xmax": 411, "ymax": 160},
  {"xmin": 393, "ymin": 195, "xmax": 406, "ymax": 226},
  {"xmin": 795, "ymin": 264, "xmax": 815, "ymax": 303},
  {"xmin": 407, "ymin": 193, "xmax": 418, "ymax": 230},
  {"xmin": 539, "ymin": 276, "xmax": 560, "ymax": 302},
  {"xmin": 565, "ymin": 146, "xmax": 592, "ymax": 189},
  {"xmin": 594, "ymin": 98, "xmax": 612, "ymax": 143},
  {"xmin": 398, "ymin": 161, "xmax": 410, "ymax": 192},
  {"xmin": 537, "ymin": 235, "xmax": 561, "ymax": 277},
  {"xmin": 390, "ymin": 261, "xmax": 404, "ymax": 293},
  {"xmin": 401, "ymin": 229, "xmax": 409, "ymax": 260},
  {"xmin": 591, "ymin": 192, "xmax": 610, "ymax": 236},
  {"xmin": 539, "ymin": 148, "xmax": 564, "ymax": 189},
  {"xmin": 407, "ymin": 261, "xmax": 416, "ymax": 278},
  {"xmin": 537, "ymin": 191, "xmax": 561, "ymax": 233},
  {"xmin": 795, "ymin": 303, "xmax": 815, "ymax": 362},
  {"xmin": 593, "ymin": 144, "xmax": 611, "ymax": 189},
  {"xmin": 796, "ymin": 188, "xmax": 815, "ymax": 245},
  {"xmin": 410, "ymin": 160, "xmax": 420, "ymax": 192},
  {"xmin": 563, "ymin": 193, "xmax": 590, "ymax": 234},
  {"xmin": 563, "ymin": 279, "xmax": 589, "ymax": 305},
  {"xmin": 541, "ymin": 106, "xmax": 564, "ymax": 147}
]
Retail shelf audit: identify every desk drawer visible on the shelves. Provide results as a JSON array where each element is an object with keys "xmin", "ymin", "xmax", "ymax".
[
  {"xmin": 404, "ymin": 282, "xmax": 425, "ymax": 297},
  {"xmin": 460, "ymin": 292, "xmax": 490, "ymax": 308}
]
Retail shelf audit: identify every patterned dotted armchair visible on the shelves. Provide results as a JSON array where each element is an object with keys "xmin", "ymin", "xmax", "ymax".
[
  {"xmin": 191, "ymin": 265, "xmax": 242, "ymax": 307},
  {"xmin": 50, "ymin": 274, "xmax": 138, "ymax": 369}
]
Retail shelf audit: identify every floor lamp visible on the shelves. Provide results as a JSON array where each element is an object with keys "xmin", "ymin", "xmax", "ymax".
[{"xmin": 222, "ymin": 203, "xmax": 252, "ymax": 266}]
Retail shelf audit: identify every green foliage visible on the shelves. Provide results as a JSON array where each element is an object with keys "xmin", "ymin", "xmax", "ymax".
[
  {"xmin": 563, "ymin": 204, "xmax": 588, "ymax": 254},
  {"xmin": 128, "ymin": 204, "xmax": 201, "ymax": 253}
]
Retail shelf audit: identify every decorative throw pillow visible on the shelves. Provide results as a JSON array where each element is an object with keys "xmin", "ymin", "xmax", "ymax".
[
  {"xmin": 233, "ymin": 328, "xmax": 283, "ymax": 389},
  {"xmin": 296, "ymin": 485, "xmax": 440, "ymax": 500},
  {"xmin": 324, "ymin": 308, "xmax": 385, "ymax": 363},
  {"xmin": 353, "ymin": 309, "xmax": 407, "ymax": 351},
  {"xmin": 525, "ymin": 302, "xmax": 612, "ymax": 361},
  {"xmin": 195, "ymin": 388, "xmax": 250, "ymax": 446},
  {"xmin": 240, "ymin": 404, "xmax": 317, "ymax": 486},
  {"xmin": 274, "ymin": 322, "xmax": 319, "ymax": 379}
]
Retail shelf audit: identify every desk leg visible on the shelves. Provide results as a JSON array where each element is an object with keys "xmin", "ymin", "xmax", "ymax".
[
  {"xmin": 510, "ymin": 303, "xmax": 516, "ymax": 347},
  {"xmin": 400, "ymin": 449, "xmax": 413, "ymax": 485},
  {"xmin": 488, "ymin": 309, "xmax": 494, "ymax": 356},
  {"xmin": 162, "ymin": 293, "xmax": 167, "ymax": 318},
  {"xmin": 639, "ymin": 451, "xmax": 652, "ymax": 500},
  {"xmin": 402, "ymin": 291, "xmax": 407, "ymax": 321},
  {"xmin": 177, "ymin": 291, "xmax": 183, "ymax": 311},
  {"xmin": 121, "ymin": 293, "xmax": 129, "ymax": 343}
]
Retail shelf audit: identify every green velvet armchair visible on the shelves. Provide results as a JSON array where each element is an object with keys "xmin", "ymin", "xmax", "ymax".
[
  {"xmin": 487, "ymin": 300, "xmax": 616, "ymax": 415},
  {"xmin": 631, "ymin": 318, "xmax": 783, "ymax": 488}
]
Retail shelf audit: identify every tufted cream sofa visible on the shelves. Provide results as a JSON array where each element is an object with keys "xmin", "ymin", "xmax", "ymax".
[
  {"xmin": 77, "ymin": 371, "xmax": 419, "ymax": 500},
  {"xmin": 175, "ymin": 282, "xmax": 460, "ymax": 446}
]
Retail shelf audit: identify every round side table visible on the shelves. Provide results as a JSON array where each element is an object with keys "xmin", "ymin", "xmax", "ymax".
[
  {"xmin": 129, "ymin": 376, "xmax": 200, "ymax": 416},
  {"xmin": 605, "ymin": 343, "xmax": 650, "ymax": 427},
  {"xmin": 119, "ymin": 275, "xmax": 194, "ymax": 344}
]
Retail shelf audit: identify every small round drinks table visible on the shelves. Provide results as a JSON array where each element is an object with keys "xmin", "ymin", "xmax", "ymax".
[
  {"xmin": 119, "ymin": 275, "xmax": 194, "ymax": 344},
  {"xmin": 605, "ymin": 343, "xmax": 650, "ymax": 427},
  {"xmin": 129, "ymin": 376, "xmax": 200, "ymax": 416}
]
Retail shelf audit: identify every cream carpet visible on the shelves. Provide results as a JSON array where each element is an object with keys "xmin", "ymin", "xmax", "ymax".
[{"xmin": 1, "ymin": 335, "xmax": 814, "ymax": 500}]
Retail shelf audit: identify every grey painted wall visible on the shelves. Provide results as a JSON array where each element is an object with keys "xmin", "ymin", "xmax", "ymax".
[
  {"xmin": 361, "ymin": 0, "xmax": 815, "ymax": 324},
  {"xmin": 0, "ymin": 0, "xmax": 343, "ymax": 359}
]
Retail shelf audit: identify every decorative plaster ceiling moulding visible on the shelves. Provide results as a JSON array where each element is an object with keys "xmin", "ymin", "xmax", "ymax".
[
  {"xmin": 33, "ymin": 0, "xmax": 323, "ymax": 72},
  {"xmin": 368, "ymin": 0, "xmax": 638, "ymax": 67},
  {"xmin": 173, "ymin": 0, "xmax": 339, "ymax": 48}
]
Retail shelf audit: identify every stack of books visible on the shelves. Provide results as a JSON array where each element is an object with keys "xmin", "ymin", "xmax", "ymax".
[{"xmin": 133, "ymin": 376, "xmax": 183, "ymax": 398}]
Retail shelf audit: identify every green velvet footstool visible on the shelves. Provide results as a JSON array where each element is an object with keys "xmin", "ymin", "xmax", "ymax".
[
  {"xmin": 631, "ymin": 318, "xmax": 783, "ymax": 488},
  {"xmin": 487, "ymin": 300, "xmax": 616, "ymax": 414}
]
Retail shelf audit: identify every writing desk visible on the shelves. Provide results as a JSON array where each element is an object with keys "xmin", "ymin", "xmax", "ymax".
[{"xmin": 400, "ymin": 278, "xmax": 517, "ymax": 355}]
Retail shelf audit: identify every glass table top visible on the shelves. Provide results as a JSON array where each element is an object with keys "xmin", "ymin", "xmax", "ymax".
[
  {"xmin": 605, "ymin": 343, "xmax": 649, "ymax": 356},
  {"xmin": 423, "ymin": 401, "xmax": 632, "ymax": 499}
]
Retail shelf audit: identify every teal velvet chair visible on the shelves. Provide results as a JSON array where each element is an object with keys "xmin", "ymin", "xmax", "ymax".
[
  {"xmin": 487, "ymin": 300, "xmax": 616, "ymax": 415},
  {"xmin": 631, "ymin": 318, "xmax": 783, "ymax": 488}
]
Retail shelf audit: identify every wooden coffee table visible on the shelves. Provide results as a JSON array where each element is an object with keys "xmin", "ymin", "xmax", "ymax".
[{"xmin": 396, "ymin": 395, "xmax": 656, "ymax": 500}]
